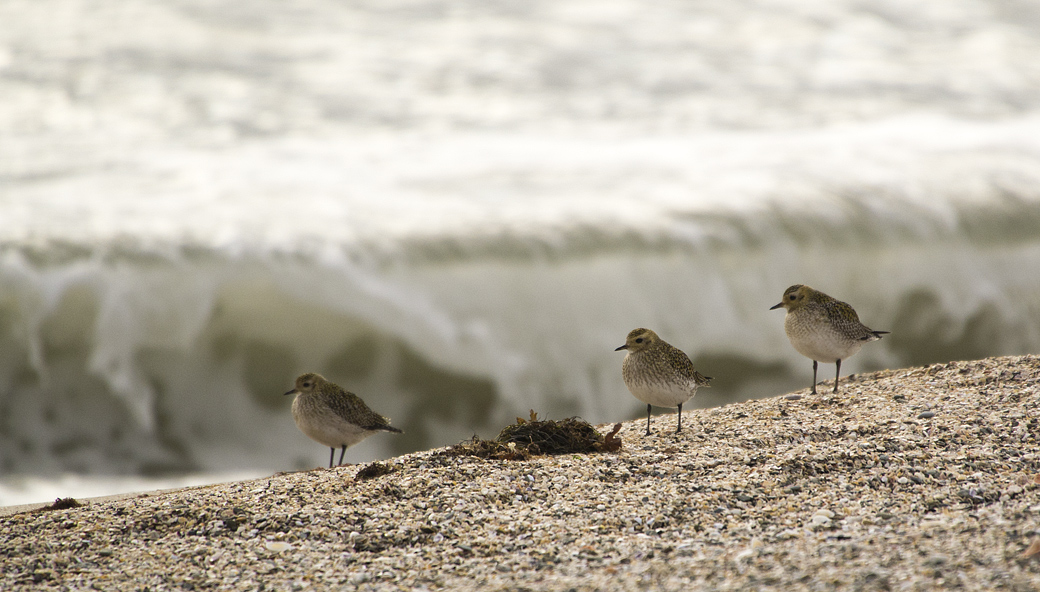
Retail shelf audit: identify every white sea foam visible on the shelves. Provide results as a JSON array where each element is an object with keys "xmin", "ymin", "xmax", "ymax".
[{"xmin": 2, "ymin": 0, "xmax": 1040, "ymax": 505}]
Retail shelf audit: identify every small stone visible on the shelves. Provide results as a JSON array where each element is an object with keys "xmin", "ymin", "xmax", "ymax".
[
  {"xmin": 923, "ymin": 554, "xmax": 949, "ymax": 567},
  {"xmin": 918, "ymin": 411, "xmax": 935, "ymax": 419},
  {"xmin": 265, "ymin": 542, "xmax": 293, "ymax": 553},
  {"xmin": 957, "ymin": 489, "xmax": 984, "ymax": 501},
  {"xmin": 784, "ymin": 394, "xmax": 803, "ymax": 401}
]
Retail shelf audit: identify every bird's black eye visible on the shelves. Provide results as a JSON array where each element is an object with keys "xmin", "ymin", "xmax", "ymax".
[
  {"xmin": 303, "ymin": 382, "xmax": 311, "ymax": 388},
  {"xmin": 788, "ymin": 294, "xmax": 796, "ymax": 300},
  {"xmin": 635, "ymin": 338, "xmax": 644, "ymax": 343}
]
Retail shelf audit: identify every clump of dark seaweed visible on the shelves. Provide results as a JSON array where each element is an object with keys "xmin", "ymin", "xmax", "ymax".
[
  {"xmin": 437, "ymin": 436, "xmax": 533, "ymax": 461},
  {"xmin": 437, "ymin": 411, "xmax": 623, "ymax": 460},
  {"xmin": 32, "ymin": 497, "xmax": 83, "ymax": 513},
  {"xmin": 355, "ymin": 461, "xmax": 396, "ymax": 481}
]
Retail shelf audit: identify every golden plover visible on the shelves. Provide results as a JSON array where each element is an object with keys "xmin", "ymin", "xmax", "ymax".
[
  {"xmin": 616, "ymin": 328, "xmax": 712, "ymax": 435},
  {"xmin": 770, "ymin": 284, "xmax": 888, "ymax": 394},
  {"xmin": 284, "ymin": 373, "xmax": 403, "ymax": 468}
]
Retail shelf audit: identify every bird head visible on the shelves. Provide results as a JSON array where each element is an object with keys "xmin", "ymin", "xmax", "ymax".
[
  {"xmin": 284, "ymin": 372, "xmax": 325, "ymax": 396},
  {"xmin": 770, "ymin": 284, "xmax": 812, "ymax": 312},
  {"xmin": 615, "ymin": 327, "xmax": 659, "ymax": 353}
]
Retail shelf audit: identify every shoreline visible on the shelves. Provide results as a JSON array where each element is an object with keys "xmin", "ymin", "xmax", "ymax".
[
  {"xmin": 0, "ymin": 472, "xmax": 275, "ymax": 518},
  {"xmin": 0, "ymin": 481, "xmax": 256, "ymax": 519},
  {"xmin": 3, "ymin": 355, "xmax": 1039, "ymax": 590}
]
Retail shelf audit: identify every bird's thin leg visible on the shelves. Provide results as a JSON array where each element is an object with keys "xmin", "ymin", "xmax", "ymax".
[
  {"xmin": 328, "ymin": 448, "xmax": 335, "ymax": 469},
  {"xmin": 811, "ymin": 360, "xmax": 818, "ymax": 394},
  {"xmin": 834, "ymin": 359, "xmax": 842, "ymax": 394},
  {"xmin": 676, "ymin": 402, "xmax": 683, "ymax": 433},
  {"xmin": 338, "ymin": 445, "xmax": 347, "ymax": 466},
  {"xmin": 646, "ymin": 404, "xmax": 652, "ymax": 436}
]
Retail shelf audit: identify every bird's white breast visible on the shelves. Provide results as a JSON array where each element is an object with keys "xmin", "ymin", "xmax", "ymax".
[
  {"xmin": 784, "ymin": 313, "xmax": 864, "ymax": 362},
  {"xmin": 292, "ymin": 395, "xmax": 374, "ymax": 448}
]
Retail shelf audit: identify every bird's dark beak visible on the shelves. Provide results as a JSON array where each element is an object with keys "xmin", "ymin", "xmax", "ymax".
[
  {"xmin": 284, "ymin": 390, "xmax": 296, "ymax": 396},
  {"xmin": 615, "ymin": 345, "xmax": 628, "ymax": 351},
  {"xmin": 769, "ymin": 302, "xmax": 784, "ymax": 310}
]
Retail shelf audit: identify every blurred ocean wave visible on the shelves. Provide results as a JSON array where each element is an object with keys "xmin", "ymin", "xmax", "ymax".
[{"xmin": 2, "ymin": 0, "xmax": 1040, "ymax": 504}]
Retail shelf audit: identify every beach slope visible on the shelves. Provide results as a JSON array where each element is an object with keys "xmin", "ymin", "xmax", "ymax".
[{"xmin": 3, "ymin": 356, "xmax": 1039, "ymax": 590}]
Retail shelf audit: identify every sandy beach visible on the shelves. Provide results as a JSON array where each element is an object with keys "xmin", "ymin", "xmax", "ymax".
[{"xmin": 3, "ymin": 355, "xmax": 1039, "ymax": 591}]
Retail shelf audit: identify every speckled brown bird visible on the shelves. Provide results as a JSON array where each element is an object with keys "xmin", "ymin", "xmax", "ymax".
[
  {"xmin": 770, "ymin": 284, "xmax": 889, "ymax": 394},
  {"xmin": 284, "ymin": 373, "xmax": 403, "ymax": 468},
  {"xmin": 616, "ymin": 328, "xmax": 712, "ymax": 435}
]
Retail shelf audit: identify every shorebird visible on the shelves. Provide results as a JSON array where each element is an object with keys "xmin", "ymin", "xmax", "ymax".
[
  {"xmin": 770, "ymin": 284, "xmax": 888, "ymax": 394},
  {"xmin": 616, "ymin": 328, "xmax": 712, "ymax": 435},
  {"xmin": 284, "ymin": 373, "xmax": 403, "ymax": 468}
]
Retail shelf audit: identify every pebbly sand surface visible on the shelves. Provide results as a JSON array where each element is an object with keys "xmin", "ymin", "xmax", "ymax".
[{"xmin": 3, "ymin": 355, "xmax": 1040, "ymax": 591}]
